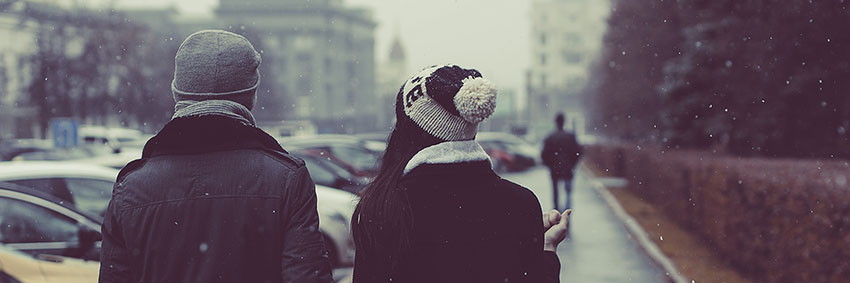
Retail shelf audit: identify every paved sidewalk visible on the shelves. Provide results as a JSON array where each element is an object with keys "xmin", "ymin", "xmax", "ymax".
[{"xmin": 503, "ymin": 167, "xmax": 669, "ymax": 282}]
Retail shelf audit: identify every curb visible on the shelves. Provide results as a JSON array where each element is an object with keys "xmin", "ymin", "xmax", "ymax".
[{"xmin": 581, "ymin": 166, "xmax": 690, "ymax": 283}]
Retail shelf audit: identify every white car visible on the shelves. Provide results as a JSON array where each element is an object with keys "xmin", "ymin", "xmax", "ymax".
[
  {"xmin": 0, "ymin": 161, "xmax": 358, "ymax": 267},
  {"xmin": 315, "ymin": 184, "xmax": 357, "ymax": 267},
  {"xmin": 78, "ymin": 126, "xmax": 145, "ymax": 150},
  {"xmin": 0, "ymin": 232, "xmax": 100, "ymax": 283}
]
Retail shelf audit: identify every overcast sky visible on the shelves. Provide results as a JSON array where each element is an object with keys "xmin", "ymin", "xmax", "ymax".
[{"xmin": 117, "ymin": 0, "xmax": 531, "ymax": 90}]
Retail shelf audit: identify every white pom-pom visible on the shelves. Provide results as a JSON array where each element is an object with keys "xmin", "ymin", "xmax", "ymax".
[{"xmin": 454, "ymin": 77, "xmax": 497, "ymax": 123}]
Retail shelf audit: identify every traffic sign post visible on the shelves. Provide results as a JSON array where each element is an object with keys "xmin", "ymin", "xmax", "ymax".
[{"xmin": 50, "ymin": 118, "xmax": 78, "ymax": 149}]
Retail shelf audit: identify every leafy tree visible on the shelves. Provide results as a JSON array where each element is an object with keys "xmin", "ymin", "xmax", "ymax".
[{"xmin": 25, "ymin": 7, "xmax": 177, "ymax": 135}]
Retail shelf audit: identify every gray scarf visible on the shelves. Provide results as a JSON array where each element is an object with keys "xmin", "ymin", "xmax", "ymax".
[{"xmin": 172, "ymin": 99, "xmax": 256, "ymax": 126}]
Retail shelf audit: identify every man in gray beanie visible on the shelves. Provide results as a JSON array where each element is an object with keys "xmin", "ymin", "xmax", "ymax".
[{"xmin": 99, "ymin": 30, "xmax": 333, "ymax": 283}]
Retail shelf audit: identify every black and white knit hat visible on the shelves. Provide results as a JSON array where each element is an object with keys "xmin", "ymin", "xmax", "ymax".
[{"xmin": 396, "ymin": 64, "xmax": 497, "ymax": 141}]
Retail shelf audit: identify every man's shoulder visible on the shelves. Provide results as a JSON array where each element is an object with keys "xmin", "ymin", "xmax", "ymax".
[
  {"xmin": 118, "ymin": 148, "xmax": 305, "ymax": 183},
  {"xmin": 257, "ymin": 148, "xmax": 306, "ymax": 170}
]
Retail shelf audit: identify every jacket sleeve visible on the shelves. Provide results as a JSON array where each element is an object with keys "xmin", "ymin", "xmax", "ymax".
[
  {"xmin": 281, "ymin": 166, "xmax": 334, "ymax": 283},
  {"xmin": 541, "ymin": 251, "xmax": 561, "ymax": 282},
  {"xmin": 522, "ymin": 192, "xmax": 561, "ymax": 283},
  {"xmin": 98, "ymin": 191, "xmax": 131, "ymax": 283}
]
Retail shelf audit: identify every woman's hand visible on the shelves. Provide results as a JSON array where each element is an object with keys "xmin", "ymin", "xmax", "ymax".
[{"xmin": 543, "ymin": 209, "xmax": 571, "ymax": 252}]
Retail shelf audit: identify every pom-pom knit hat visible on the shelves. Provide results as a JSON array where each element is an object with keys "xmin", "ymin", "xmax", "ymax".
[{"xmin": 396, "ymin": 64, "xmax": 498, "ymax": 141}]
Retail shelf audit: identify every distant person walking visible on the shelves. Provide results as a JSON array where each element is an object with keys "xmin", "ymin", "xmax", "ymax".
[
  {"xmin": 541, "ymin": 113, "xmax": 582, "ymax": 211},
  {"xmin": 98, "ymin": 30, "xmax": 332, "ymax": 283},
  {"xmin": 352, "ymin": 64, "xmax": 569, "ymax": 282}
]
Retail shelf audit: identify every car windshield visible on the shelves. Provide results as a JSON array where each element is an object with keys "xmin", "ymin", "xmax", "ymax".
[{"xmin": 0, "ymin": 0, "xmax": 842, "ymax": 282}]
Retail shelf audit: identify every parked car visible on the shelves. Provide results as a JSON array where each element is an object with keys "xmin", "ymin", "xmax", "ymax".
[
  {"xmin": 78, "ymin": 126, "xmax": 145, "ymax": 153},
  {"xmin": 0, "ymin": 139, "xmax": 53, "ymax": 162},
  {"xmin": 0, "ymin": 243, "xmax": 99, "ymax": 283},
  {"xmin": 0, "ymin": 139, "xmax": 107, "ymax": 162},
  {"xmin": 0, "ymin": 182, "xmax": 103, "ymax": 262},
  {"xmin": 477, "ymin": 132, "xmax": 538, "ymax": 173},
  {"xmin": 0, "ymin": 162, "xmax": 117, "ymax": 217},
  {"xmin": 280, "ymin": 135, "xmax": 385, "ymax": 178},
  {"xmin": 0, "ymin": 137, "xmax": 140, "ymax": 171},
  {"xmin": 354, "ymin": 132, "xmax": 389, "ymax": 144},
  {"xmin": 297, "ymin": 153, "xmax": 369, "ymax": 195},
  {"xmin": 72, "ymin": 147, "xmax": 142, "ymax": 170},
  {"xmin": 314, "ymin": 184, "xmax": 358, "ymax": 267},
  {"xmin": 0, "ymin": 161, "xmax": 358, "ymax": 268}
]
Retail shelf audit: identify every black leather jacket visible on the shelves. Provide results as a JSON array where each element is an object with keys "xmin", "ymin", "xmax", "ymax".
[{"xmin": 99, "ymin": 116, "xmax": 333, "ymax": 283}]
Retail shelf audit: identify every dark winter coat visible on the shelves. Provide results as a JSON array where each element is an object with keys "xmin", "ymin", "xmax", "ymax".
[
  {"xmin": 98, "ymin": 116, "xmax": 333, "ymax": 283},
  {"xmin": 353, "ymin": 160, "xmax": 560, "ymax": 283},
  {"xmin": 541, "ymin": 130, "xmax": 582, "ymax": 178}
]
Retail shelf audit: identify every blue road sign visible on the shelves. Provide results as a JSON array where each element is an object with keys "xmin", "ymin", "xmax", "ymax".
[{"xmin": 51, "ymin": 118, "xmax": 78, "ymax": 149}]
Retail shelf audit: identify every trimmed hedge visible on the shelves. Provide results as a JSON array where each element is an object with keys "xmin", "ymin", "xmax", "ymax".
[{"xmin": 585, "ymin": 144, "xmax": 850, "ymax": 283}]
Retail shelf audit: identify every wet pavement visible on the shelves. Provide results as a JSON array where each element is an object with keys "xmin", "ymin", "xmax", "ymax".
[{"xmin": 503, "ymin": 166, "xmax": 669, "ymax": 282}]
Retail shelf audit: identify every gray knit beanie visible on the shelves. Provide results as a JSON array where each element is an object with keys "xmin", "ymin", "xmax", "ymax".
[
  {"xmin": 172, "ymin": 30, "xmax": 261, "ymax": 110},
  {"xmin": 397, "ymin": 64, "xmax": 498, "ymax": 141}
]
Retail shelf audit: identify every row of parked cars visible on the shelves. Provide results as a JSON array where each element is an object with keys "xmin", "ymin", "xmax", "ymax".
[
  {"xmin": 0, "ymin": 163, "xmax": 360, "ymax": 282},
  {"xmin": 0, "ymin": 131, "xmax": 539, "ymax": 282}
]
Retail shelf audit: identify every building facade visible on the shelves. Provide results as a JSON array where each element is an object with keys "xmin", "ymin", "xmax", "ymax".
[
  {"xmin": 527, "ymin": 0, "xmax": 609, "ymax": 135},
  {"xmin": 374, "ymin": 34, "xmax": 407, "ymax": 131},
  {"xmin": 0, "ymin": 2, "xmax": 38, "ymax": 139},
  {"xmin": 216, "ymin": 0, "xmax": 377, "ymax": 134}
]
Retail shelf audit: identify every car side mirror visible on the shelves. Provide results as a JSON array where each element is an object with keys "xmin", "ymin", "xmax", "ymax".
[
  {"xmin": 69, "ymin": 226, "xmax": 102, "ymax": 260},
  {"xmin": 79, "ymin": 226, "xmax": 101, "ymax": 246}
]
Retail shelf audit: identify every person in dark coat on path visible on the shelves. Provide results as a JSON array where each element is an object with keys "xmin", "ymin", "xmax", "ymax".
[
  {"xmin": 98, "ymin": 30, "xmax": 333, "ymax": 283},
  {"xmin": 351, "ymin": 64, "xmax": 570, "ymax": 283},
  {"xmin": 541, "ymin": 113, "xmax": 583, "ymax": 211}
]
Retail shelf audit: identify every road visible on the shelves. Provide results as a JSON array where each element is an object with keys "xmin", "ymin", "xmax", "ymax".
[{"xmin": 502, "ymin": 166, "xmax": 668, "ymax": 282}]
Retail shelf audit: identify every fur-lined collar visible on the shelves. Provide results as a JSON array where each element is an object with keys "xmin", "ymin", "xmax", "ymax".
[
  {"xmin": 403, "ymin": 140, "xmax": 491, "ymax": 175},
  {"xmin": 143, "ymin": 116, "xmax": 285, "ymax": 158}
]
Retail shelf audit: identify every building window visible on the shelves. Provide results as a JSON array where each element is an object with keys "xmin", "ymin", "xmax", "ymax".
[
  {"xmin": 540, "ymin": 33, "xmax": 547, "ymax": 45},
  {"xmin": 297, "ymin": 54, "xmax": 313, "ymax": 95},
  {"xmin": 541, "ymin": 74, "xmax": 547, "ymax": 88},
  {"xmin": 565, "ymin": 33, "xmax": 582, "ymax": 45},
  {"xmin": 540, "ymin": 53, "xmax": 547, "ymax": 65},
  {"xmin": 347, "ymin": 61, "xmax": 356, "ymax": 78},
  {"xmin": 324, "ymin": 58, "xmax": 333, "ymax": 74},
  {"xmin": 564, "ymin": 51, "xmax": 582, "ymax": 64},
  {"xmin": 348, "ymin": 89, "xmax": 357, "ymax": 106}
]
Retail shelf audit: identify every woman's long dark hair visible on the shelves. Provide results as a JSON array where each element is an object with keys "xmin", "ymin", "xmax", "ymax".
[{"xmin": 351, "ymin": 89, "xmax": 441, "ymax": 274}]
